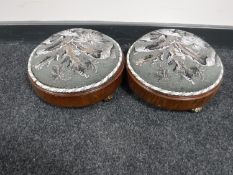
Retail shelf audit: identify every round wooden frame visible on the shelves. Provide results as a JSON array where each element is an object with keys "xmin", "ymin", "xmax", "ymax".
[
  {"xmin": 28, "ymin": 55, "xmax": 125, "ymax": 107},
  {"xmin": 126, "ymin": 65, "xmax": 222, "ymax": 111}
]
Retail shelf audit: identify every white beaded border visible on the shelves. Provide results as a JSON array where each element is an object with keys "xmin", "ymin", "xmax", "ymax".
[
  {"xmin": 126, "ymin": 30, "xmax": 224, "ymax": 97},
  {"xmin": 28, "ymin": 28, "xmax": 123, "ymax": 93}
]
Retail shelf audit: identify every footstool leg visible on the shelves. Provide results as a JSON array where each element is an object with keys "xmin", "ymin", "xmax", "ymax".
[
  {"xmin": 191, "ymin": 107, "xmax": 203, "ymax": 113},
  {"xmin": 103, "ymin": 95, "xmax": 113, "ymax": 102}
]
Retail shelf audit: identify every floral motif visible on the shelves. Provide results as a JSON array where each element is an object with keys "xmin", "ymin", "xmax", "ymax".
[
  {"xmin": 34, "ymin": 29, "xmax": 114, "ymax": 79},
  {"xmin": 133, "ymin": 29, "xmax": 216, "ymax": 85}
]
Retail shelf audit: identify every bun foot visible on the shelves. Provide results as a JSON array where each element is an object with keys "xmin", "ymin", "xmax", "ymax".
[
  {"xmin": 103, "ymin": 95, "xmax": 113, "ymax": 102},
  {"xmin": 191, "ymin": 107, "xmax": 203, "ymax": 113}
]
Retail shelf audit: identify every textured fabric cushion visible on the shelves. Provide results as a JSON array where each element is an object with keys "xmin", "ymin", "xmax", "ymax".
[
  {"xmin": 28, "ymin": 28, "xmax": 122, "ymax": 93},
  {"xmin": 127, "ymin": 29, "xmax": 223, "ymax": 96}
]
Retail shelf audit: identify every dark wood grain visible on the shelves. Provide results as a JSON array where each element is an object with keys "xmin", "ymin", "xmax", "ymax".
[
  {"xmin": 126, "ymin": 65, "xmax": 222, "ymax": 111},
  {"xmin": 28, "ymin": 55, "xmax": 125, "ymax": 107}
]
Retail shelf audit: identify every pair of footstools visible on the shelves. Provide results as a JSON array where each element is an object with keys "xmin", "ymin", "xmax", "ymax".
[{"xmin": 28, "ymin": 28, "xmax": 223, "ymax": 111}]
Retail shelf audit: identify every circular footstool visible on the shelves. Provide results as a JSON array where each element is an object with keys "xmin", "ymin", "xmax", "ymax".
[
  {"xmin": 127, "ymin": 29, "xmax": 223, "ymax": 111},
  {"xmin": 28, "ymin": 28, "xmax": 124, "ymax": 107}
]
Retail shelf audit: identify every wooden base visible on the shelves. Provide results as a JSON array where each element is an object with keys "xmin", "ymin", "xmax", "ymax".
[
  {"xmin": 126, "ymin": 66, "xmax": 221, "ymax": 111},
  {"xmin": 28, "ymin": 57, "xmax": 125, "ymax": 108}
]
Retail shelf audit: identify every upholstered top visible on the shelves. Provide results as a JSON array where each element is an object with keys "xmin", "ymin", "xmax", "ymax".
[
  {"xmin": 127, "ymin": 29, "xmax": 224, "ymax": 96},
  {"xmin": 28, "ymin": 28, "xmax": 122, "ymax": 93}
]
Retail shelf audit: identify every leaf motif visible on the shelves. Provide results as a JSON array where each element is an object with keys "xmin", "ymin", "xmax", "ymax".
[
  {"xmin": 34, "ymin": 29, "xmax": 115, "ymax": 81},
  {"xmin": 100, "ymin": 44, "xmax": 113, "ymax": 59},
  {"xmin": 134, "ymin": 30, "xmax": 209, "ymax": 84}
]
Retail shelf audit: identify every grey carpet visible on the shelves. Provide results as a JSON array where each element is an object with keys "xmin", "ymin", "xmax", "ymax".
[{"xmin": 0, "ymin": 33, "xmax": 233, "ymax": 174}]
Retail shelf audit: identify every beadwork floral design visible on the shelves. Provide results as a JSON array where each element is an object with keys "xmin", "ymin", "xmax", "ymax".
[
  {"xmin": 34, "ymin": 29, "xmax": 114, "ymax": 79},
  {"xmin": 133, "ymin": 29, "xmax": 217, "ymax": 84}
]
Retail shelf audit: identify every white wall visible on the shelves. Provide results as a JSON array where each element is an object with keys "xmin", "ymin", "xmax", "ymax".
[{"xmin": 1, "ymin": 0, "xmax": 233, "ymax": 28}]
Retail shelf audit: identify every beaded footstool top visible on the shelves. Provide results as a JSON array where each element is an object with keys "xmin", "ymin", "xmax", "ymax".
[
  {"xmin": 28, "ymin": 28, "xmax": 122, "ymax": 93},
  {"xmin": 127, "ymin": 29, "xmax": 223, "ymax": 96}
]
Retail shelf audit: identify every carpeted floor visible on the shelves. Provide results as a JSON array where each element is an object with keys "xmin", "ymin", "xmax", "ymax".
[{"xmin": 0, "ymin": 26, "xmax": 233, "ymax": 174}]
